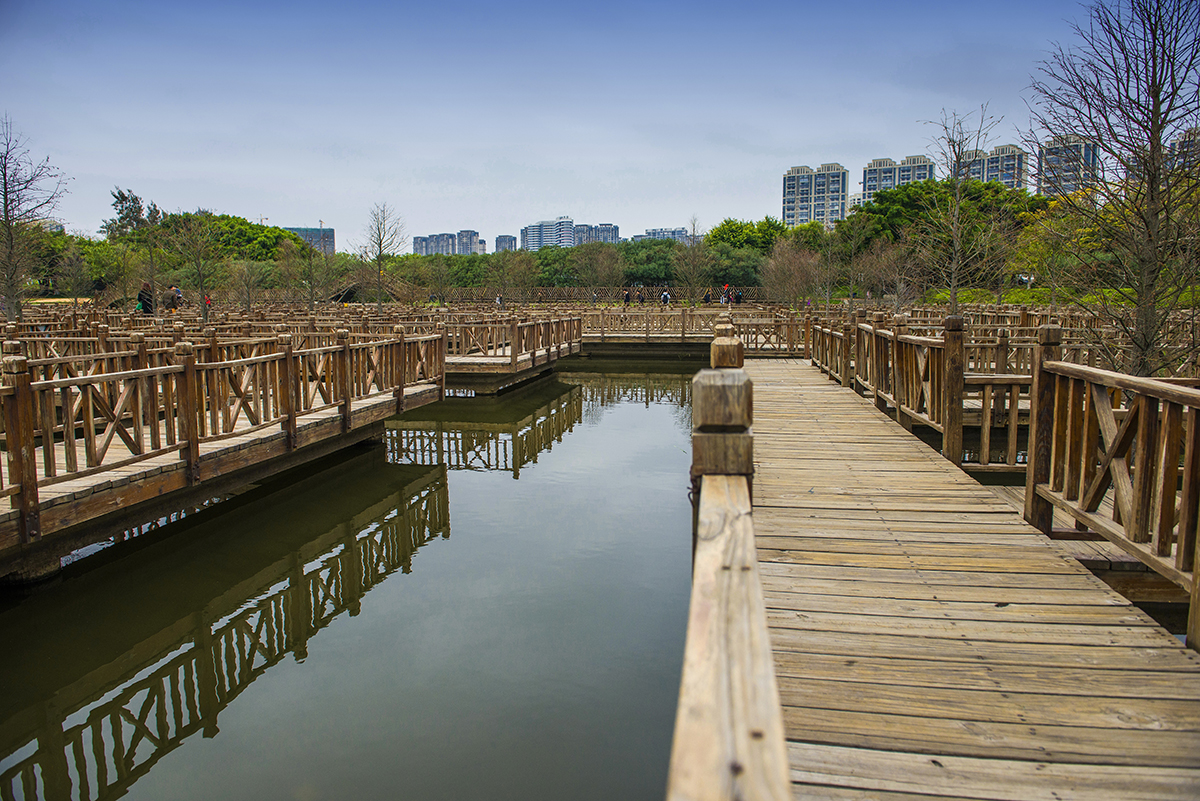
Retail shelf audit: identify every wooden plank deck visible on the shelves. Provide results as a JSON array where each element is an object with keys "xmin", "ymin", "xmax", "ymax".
[{"xmin": 747, "ymin": 359, "xmax": 1200, "ymax": 800}]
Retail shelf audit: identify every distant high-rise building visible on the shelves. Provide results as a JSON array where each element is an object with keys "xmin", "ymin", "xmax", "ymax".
[
  {"xmin": 574, "ymin": 223, "xmax": 620, "ymax": 245},
  {"xmin": 955, "ymin": 145, "xmax": 1030, "ymax": 190},
  {"xmin": 632, "ymin": 227, "xmax": 690, "ymax": 243},
  {"xmin": 521, "ymin": 216, "xmax": 575, "ymax": 251},
  {"xmin": 861, "ymin": 155, "xmax": 936, "ymax": 203},
  {"xmin": 413, "ymin": 233, "xmax": 457, "ymax": 256},
  {"xmin": 782, "ymin": 163, "xmax": 849, "ymax": 227},
  {"xmin": 475, "ymin": 240, "xmax": 487, "ymax": 255},
  {"xmin": 495, "ymin": 235, "xmax": 517, "ymax": 252},
  {"xmin": 1169, "ymin": 127, "xmax": 1200, "ymax": 170},
  {"xmin": 284, "ymin": 226, "xmax": 336, "ymax": 255},
  {"xmin": 1037, "ymin": 135, "xmax": 1100, "ymax": 196},
  {"xmin": 457, "ymin": 230, "xmax": 480, "ymax": 256}
]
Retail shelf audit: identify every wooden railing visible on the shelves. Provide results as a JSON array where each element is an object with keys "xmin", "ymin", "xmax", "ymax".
[
  {"xmin": 0, "ymin": 331, "xmax": 445, "ymax": 546},
  {"xmin": 1024, "ymin": 325, "xmax": 1200, "ymax": 650},
  {"xmin": 668, "ymin": 321, "xmax": 788, "ymax": 801},
  {"xmin": 442, "ymin": 316, "xmax": 582, "ymax": 367}
]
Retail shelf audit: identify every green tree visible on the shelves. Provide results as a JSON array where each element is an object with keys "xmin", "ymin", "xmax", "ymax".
[
  {"xmin": 102, "ymin": 187, "xmax": 165, "ymax": 309},
  {"xmin": 706, "ymin": 216, "xmax": 787, "ymax": 255},
  {"xmin": 570, "ymin": 242, "xmax": 625, "ymax": 296},
  {"xmin": 617, "ymin": 238, "xmax": 676, "ymax": 286}
]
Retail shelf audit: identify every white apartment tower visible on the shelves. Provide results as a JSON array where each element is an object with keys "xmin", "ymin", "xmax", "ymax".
[
  {"xmin": 782, "ymin": 163, "xmax": 850, "ymax": 227},
  {"xmin": 861, "ymin": 155, "xmax": 936, "ymax": 203},
  {"xmin": 520, "ymin": 216, "xmax": 575, "ymax": 252}
]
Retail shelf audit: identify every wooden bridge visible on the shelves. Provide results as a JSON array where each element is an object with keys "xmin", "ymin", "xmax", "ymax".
[
  {"xmin": 0, "ymin": 326, "xmax": 448, "ymax": 581},
  {"xmin": 670, "ymin": 330, "xmax": 1200, "ymax": 800}
]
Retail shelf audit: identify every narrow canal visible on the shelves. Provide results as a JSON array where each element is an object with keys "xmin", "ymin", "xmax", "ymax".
[{"xmin": 0, "ymin": 367, "xmax": 697, "ymax": 801}]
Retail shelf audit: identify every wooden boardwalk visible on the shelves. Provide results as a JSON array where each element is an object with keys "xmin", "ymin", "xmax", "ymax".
[{"xmin": 747, "ymin": 359, "xmax": 1200, "ymax": 800}]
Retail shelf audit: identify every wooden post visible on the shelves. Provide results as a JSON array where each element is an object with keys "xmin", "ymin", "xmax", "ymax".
[
  {"xmin": 803, "ymin": 313, "xmax": 812, "ymax": 360},
  {"xmin": 671, "ymin": 322, "xmax": 790, "ymax": 801},
  {"xmin": 840, "ymin": 317, "xmax": 853, "ymax": 388},
  {"xmin": 174, "ymin": 342, "xmax": 200, "ymax": 484},
  {"xmin": 892, "ymin": 314, "xmax": 911, "ymax": 430},
  {"xmin": 3, "ymin": 355, "xmax": 40, "ymax": 543},
  {"xmin": 1024, "ymin": 325, "xmax": 1062, "ymax": 532},
  {"xmin": 337, "ymin": 329, "xmax": 352, "ymax": 433},
  {"xmin": 393, "ymin": 325, "xmax": 407, "ymax": 414},
  {"xmin": 438, "ymin": 322, "xmax": 447, "ymax": 401},
  {"xmin": 943, "ymin": 315, "xmax": 964, "ymax": 466},
  {"xmin": 205, "ymin": 327, "xmax": 218, "ymax": 363},
  {"xmin": 872, "ymin": 312, "xmax": 887, "ymax": 412},
  {"xmin": 510, "ymin": 319, "xmax": 519, "ymax": 369},
  {"xmin": 692, "ymin": 317, "xmax": 752, "ymax": 495},
  {"xmin": 277, "ymin": 334, "xmax": 297, "ymax": 450}
]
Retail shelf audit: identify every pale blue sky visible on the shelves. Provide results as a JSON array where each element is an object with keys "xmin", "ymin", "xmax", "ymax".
[{"xmin": 2, "ymin": 0, "xmax": 1083, "ymax": 251}]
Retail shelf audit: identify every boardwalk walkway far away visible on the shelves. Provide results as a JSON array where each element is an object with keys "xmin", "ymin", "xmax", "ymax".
[{"xmin": 746, "ymin": 358, "xmax": 1200, "ymax": 800}]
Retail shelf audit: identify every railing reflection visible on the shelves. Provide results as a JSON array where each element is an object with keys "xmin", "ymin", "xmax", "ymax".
[
  {"xmin": 0, "ymin": 462, "xmax": 449, "ymax": 801},
  {"xmin": 386, "ymin": 374, "xmax": 692, "ymax": 477},
  {"xmin": 386, "ymin": 383, "xmax": 585, "ymax": 477}
]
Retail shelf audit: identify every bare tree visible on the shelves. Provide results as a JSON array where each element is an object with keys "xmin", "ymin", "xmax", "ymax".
[
  {"xmin": 762, "ymin": 237, "xmax": 819, "ymax": 307},
  {"xmin": 56, "ymin": 239, "xmax": 92, "ymax": 314},
  {"xmin": 230, "ymin": 259, "xmax": 271, "ymax": 312},
  {"xmin": 359, "ymin": 202, "xmax": 406, "ymax": 313},
  {"xmin": 920, "ymin": 105, "xmax": 1005, "ymax": 315},
  {"xmin": 1027, "ymin": 0, "xmax": 1200, "ymax": 375},
  {"xmin": 0, "ymin": 115, "xmax": 68, "ymax": 319},
  {"xmin": 168, "ymin": 211, "xmax": 220, "ymax": 322},
  {"xmin": 670, "ymin": 216, "xmax": 712, "ymax": 302},
  {"xmin": 419, "ymin": 255, "xmax": 452, "ymax": 305}
]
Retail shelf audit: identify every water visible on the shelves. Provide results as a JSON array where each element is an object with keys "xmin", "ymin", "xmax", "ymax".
[{"xmin": 0, "ymin": 371, "xmax": 696, "ymax": 801}]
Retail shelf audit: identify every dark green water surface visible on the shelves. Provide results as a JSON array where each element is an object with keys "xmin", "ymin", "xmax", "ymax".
[{"xmin": 0, "ymin": 371, "xmax": 695, "ymax": 800}]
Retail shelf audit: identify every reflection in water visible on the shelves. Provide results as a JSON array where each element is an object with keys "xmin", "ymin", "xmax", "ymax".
[
  {"xmin": 1, "ymin": 369, "xmax": 694, "ymax": 801},
  {"xmin": 387, "ymin": 382, "xmax": 583, "ymax": 477},
  {"xmin": 387, "ymin": 374, "xmax": 691, "ymax": 478},
  {"xmin": 0, "ymin": 455, "xmax": 448, "ymax": 801}
]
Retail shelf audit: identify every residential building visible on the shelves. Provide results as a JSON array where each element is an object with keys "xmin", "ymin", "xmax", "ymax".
[
  {"xmin": 782, "ymin": 163, "xmax": 849, "ymax": 227},
  {"xmin": 457, "ymin": 230, "xmax": 480, "ymax": 256},
  {"xmin": 520, "ymin": 216, "xmax": 575, "ymax": 251},
  {"xmin": 955, "ymin": 145, "xmax": 1030, "ymax": 190},
  {"xmin": 1037, "ymin": 135, "xmax": 1100, "ymax": 196},
  {"xmin": 1169, "ymin": 127, "xmax": 1200, "ymax": 170},
  {"xmin": 284, "ymin": 226, "xmax": 335, "ymax": 255},
  {"xmin": 574, "ymin": 223, "xmax": 620, "ymax": 245},
  {"xmin": 413, "ymin": 233, "xmax": 457, "ymax": 256},
  {"xmin": 847, "ymin": 193, "xmax": 864, "ymax": 212},
  {"xmin": 632, "ymin": 227, "xmax": 690, "ymax": 243},
  {"xmin": 495, "ymin": 235, "xmax": 517, "ymax": 252},
  {"xmin": 861, "ymin": 155, "xmax": 936, "ymax": 203}
]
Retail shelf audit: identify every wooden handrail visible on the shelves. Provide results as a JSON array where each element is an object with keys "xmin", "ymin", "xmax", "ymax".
[
  {"xmin": 668, "ymin": 319, "xmax": 789, "ymax": 801},
  {"xmin": 1025, "ymin": 325, "xmax": 1200, "ymax": 651}
]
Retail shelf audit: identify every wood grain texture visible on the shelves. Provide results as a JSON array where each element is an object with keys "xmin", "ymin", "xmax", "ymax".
[
  {"xmin": 744, "ymin": 359, "xmax": 1200, "ymax": 800},
  {"xmin": 667, "ymin": 474, "xmax": 790, "ymax": 801}
]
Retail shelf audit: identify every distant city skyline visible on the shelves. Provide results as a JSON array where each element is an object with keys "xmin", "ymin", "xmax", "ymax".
[{"xmin": 3, "ymin": 0, "xmax": 1085, "ymax": 248}]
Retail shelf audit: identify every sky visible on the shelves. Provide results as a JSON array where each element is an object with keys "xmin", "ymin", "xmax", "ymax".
[{"xmin": 1, "ymin": 0, "xmax": 1085, "ymax": 252}]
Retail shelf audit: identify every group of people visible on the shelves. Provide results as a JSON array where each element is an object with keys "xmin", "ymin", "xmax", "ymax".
[
  {"xmin": 135, "ymin": 283, "xmax": 186, "ymax": 315},
  {"xmin": 618, "ymin": 286, "xmax": 744, "ymax": 307}
]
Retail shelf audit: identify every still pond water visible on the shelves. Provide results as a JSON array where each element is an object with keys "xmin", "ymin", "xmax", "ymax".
[{"xmin": 0, "ymin": 368, "xmax": 696, "ymax": 801}]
